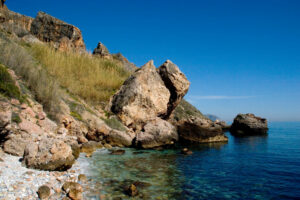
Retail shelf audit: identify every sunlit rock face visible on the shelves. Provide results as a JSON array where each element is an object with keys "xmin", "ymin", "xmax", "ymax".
[
  {"xmin": 230, "ymin": 113, "xmax": 268, "ymax": 136},
  {"xmin": 30, "ymin": 11, "xmax": 85, "ymax": 52}
]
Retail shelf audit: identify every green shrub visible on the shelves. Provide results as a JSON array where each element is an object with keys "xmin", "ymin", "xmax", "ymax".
[{"xmin": 11, "ymin": 112, "xmax": 22, "ymax": 124}]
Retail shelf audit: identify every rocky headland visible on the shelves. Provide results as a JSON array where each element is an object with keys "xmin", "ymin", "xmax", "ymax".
[{"xmin": 0, "ymin": 1, "xmax": 268, "ymax": 199}]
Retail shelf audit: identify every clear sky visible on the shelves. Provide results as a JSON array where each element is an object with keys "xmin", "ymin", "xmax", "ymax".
[{"xmin": 7, "ymin": 0, "xmax": 300, "ymax": 121}]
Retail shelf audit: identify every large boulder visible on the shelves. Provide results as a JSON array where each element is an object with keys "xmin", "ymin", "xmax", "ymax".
[
  {"xmin": 23, "ymin": 137, "xmax": 76, "ymax": 171},
  {"xmin": 3, "ymin": 133, "xmax": 33, "ymax": 156},
  {"xmin": 110, "ymin": 60, "xmax": 171, "ymax": 130},
  {"xmin": 30, "ymin": 11, "xmax": 85, "ymax": 52},
  {"xmin": 158, "ymin": 60, "xmax": 190, "ymax": 118},
  {"xmin": 177, "ymin": 117, "xmax": 228, "ymax": 143},
  {"xmin": 230, "ymin": 113, "xmax": 268, "ymax": 136},
  {"xmin": 135, "ymin": 118, "xmax": 178, "ymax": 148}
]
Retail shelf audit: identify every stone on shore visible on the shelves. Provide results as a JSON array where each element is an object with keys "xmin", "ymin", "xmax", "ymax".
[
  {"xmin": 230, "ymin": 113, "xmax": 268, "ymax": 136},
  {"xmin": 23, "ymin": 138, "xmax": 76, "ymax": 171},
  {"xmin": 37, "ymin": 185, "xmax": 51, "ymax": 200}
]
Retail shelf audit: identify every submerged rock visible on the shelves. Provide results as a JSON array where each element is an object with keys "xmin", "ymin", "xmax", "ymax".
[
  {"xmin": 181, "ymin": 148, "xmax": 193, "ymax": 155},
  {"xmin": 177, "ymin": 117, "xmax": 228, "ymax": 143},
  {"xmin": 110, "ymin": 149, "xmax": 126, "ymax": 155},
  {"xmin": 135, "ymin": 118, "xmax": 178, "ymax": 149},
  {"xmin": 125, "ymin": 184, "xmax": 138, "ymax": 197},
  {"xmin": 230, "ymin": 113, "xmax": 268, "ymax": 136}
]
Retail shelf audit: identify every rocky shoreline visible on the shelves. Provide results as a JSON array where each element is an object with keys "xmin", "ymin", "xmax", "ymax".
[{"xmin": 0, "ymin": 2, "xmax": 270, "ymax": 199}]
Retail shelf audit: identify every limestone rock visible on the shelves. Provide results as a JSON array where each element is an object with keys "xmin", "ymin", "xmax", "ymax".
[
  {"xmin": 110, "ymin": 60, "xmax": 170, "ymax": 130},
  {"xmin": 135, "ymin": 118, "xmax": 178, "ymax": 149},
  {"xmin": 158, "ymin": 60, "xmax": 190, "ymax": 118},
  {"xmin": 23, "ymin": 137, "xmax": 75, "ymax": 171},
  {"xmin": 30, "ymin": 12, "xmax": 85, "ymax": 52},
  {"xmin": 230, "ymin": 113, "xmax": 268, "ymax": 136},
  {"xmin": 177, "ymin": 117, "xmax": 228, "ymax": 143},
  {"xmin": 93, "ymin": 42, "xmax": 111, "ymax": 58}
]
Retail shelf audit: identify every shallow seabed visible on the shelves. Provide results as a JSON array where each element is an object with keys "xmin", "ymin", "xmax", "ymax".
[{"xmin": 80, "ymin": 122, "xmax": 300, "ymax": 200}]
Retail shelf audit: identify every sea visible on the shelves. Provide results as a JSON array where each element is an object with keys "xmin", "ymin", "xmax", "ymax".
[{"xmin": 79, "ymin": 122, "xmax": 300, "ymax": 200}]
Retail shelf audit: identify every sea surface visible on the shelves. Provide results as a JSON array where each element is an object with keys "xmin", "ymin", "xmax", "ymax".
[{"xmin": 80, "ymin": 122, "xmax": 300, "ymax": 200}]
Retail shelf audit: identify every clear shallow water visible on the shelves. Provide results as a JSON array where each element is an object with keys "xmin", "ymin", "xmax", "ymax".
[{"xmin": 82, "ymin": 122, "xmax": 300, "ymax": 200}]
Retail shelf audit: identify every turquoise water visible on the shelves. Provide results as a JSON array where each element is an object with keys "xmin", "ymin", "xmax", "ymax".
[{"xmin": 82, "ymin": 122, "xmax": 300, "ymax": 200}]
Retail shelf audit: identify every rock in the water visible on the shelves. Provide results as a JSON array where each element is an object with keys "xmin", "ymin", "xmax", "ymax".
[
  {"xmin": 126, "ymin": 184, "xmax": 138, "ymax": 197},
  {"xmin": 135, "ymin": 118, "xmax": 178, "ymax": 149},
  {"xmin": 110, "ymin": 149, "xmax": 125, "ymax": 155},
  {"xmin": 23, "ymin": 138, "xmax": 75, "ymax": 171},
  {"xmin": 105, "ymin": 129, "xmax": 135, "ymax": 147},
  {"xmin": 37, "ymin": 185, "xmax": 51, "ymax": 200},
  {"xmin": 93, "ymin": 42, "xmax": 111, "ymax": 58},
  {"xmin": 230, "ymin": 113, "xmax": 268, "ymax": 136},
  {"xmin": 30, "ymin": 11, "xmax": 85, "ymax": 52},
  {"xmin": 110, "ymin": 60, "xmax": 170, "ymax": 130},
  {"xmin": 158, "ymin": 60, "xmax": 190, "ymax": 118},
  {"xmin": 181, "ymin": 148, "xmax": 193, "ymax": 155},
  {"xmin": 177, "ymin": 117, "xmax": 228, "ymax": 143}
]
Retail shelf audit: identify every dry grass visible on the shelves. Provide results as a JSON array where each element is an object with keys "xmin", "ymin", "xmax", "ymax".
[
  {"xmin": 0, "ymin": 31, "xmax": 60, "ymax": 116},
  {"xmin": 28, "ymin": 44, "xmax": 130, "ymax": 105}
]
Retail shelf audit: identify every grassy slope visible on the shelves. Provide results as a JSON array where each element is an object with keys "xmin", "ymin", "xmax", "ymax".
[{"xmin": 28, "ymin": 44, "xmax": 130, "ymax": 105}]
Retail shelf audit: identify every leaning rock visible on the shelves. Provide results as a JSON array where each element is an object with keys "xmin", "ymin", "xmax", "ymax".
[
  {"xmin": 23, "ymin": 138, "xmax": 75, "ymax": 171},
  {"xmin": 158, "ymin": 60, "xmax": 190, "ymax": 118},
  {"xmin": 135, "ymin": 118, "xmax": 178, "ymax": 149},
  {"xmin": 177, "ymin": 117, "xmax": 228, "ymax": 143},
  {"xmin": 93, "ymin": 42, "xmax": 111, "ymax": 58},
  {"xmin": 230, "ymin": 113, "xmax": 268, "ymax": 136},
  {"xmin": 30, "ymin": 12, "xmax": 85, "ymax": 52},
  {"xmin": 110, "ymin": 60, "xmax": 170, "ymax": 130}
]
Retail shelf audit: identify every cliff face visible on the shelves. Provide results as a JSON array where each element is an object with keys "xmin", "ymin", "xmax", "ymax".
[
  {"xmin": 30, "ymin": 12, "xmax": 86, "ymax": 52},
  {"xmin": 0, "ymin": 6, "xmax": 33, "ymax": 33}
]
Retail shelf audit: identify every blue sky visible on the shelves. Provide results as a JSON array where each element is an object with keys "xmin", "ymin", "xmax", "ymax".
[{"xmin": 7, "ymin": 0, "xmax": 300, "ymax": 121}]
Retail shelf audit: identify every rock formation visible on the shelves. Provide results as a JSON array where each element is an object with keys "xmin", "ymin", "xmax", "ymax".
[
  {"xmin": 110, "ymin": 60, "xmax": 171, "ymax": 130},
  {"xmin": 30, "ymin": 11, "xmax": 85, "ymax": 52},
  {"xmin": 93, "ymin": 42, "xmax": 111, "ymax": 58},
  {"xmin": 230, "ymin": 113, "xmax": 268, "ymax": 136},
  {"xmin": 158, "ymin": 60, "xmax": 190, "ymax": 118}
]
